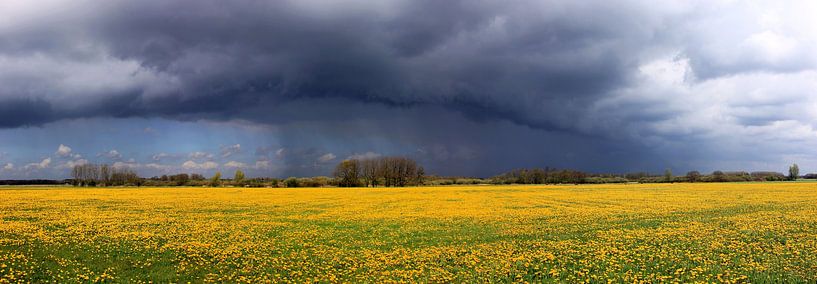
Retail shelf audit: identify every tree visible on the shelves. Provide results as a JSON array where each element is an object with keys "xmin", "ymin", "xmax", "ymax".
[
  {"xmin": 334, "ymin": 159, "xmax": 362, "ymax": 187},
  {"xmin": 99, "ymin": 164, "xmax": 111, "ymax": 186},
  {"xmin": 789, "ymin": 163, "xmax": 800, "ymax": 181},
  {"xmin": 71, "ymin": 165, "xmax": 82, "ymax": 186},
  {"xmin": 170, "ymin": 174, "xmax": 190, "ymax": 186},
  {"xmin": 712, "ymin": 171, "xmax": 726, "ymax": 182},
  {"xmin": 338, "ymin": 156, "xmax": 424, "ymax": 187},
  {"xmin": 686, "ymin": 171, "xmax": 701, "ymax": 183},
  {"xmin": 110, "ymin": 167, "xmax": 139, "ymax": 186},
  {"xmin": 234, "ymin": 169, "xmax": 245, "ymax": 186},
  {"xmin": 664, "ymin": 169, "xmax": 673, "ymax": 183},
  {"xmin": 71, "ymin": 164, "xmax": 103, "ymax": 186},
  {"xmin": 284, "ymin": 177, "xmax": 299, "ymax": 188},
  {"xmin": 361, "ymin": 159, "xmax": 380, "ymax": 187},
  {"xmin": 210, "ymin": 172, "xmax": 222, "ymax": 187},
  {"xmin": 415, "ymin": 166, "xmax": 425, "ymax": 185}
]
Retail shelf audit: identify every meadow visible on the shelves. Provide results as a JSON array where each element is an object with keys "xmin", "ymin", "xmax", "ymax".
[{"xmin": 2, "ymin": 183, "xmax": 817, "ymax": 283}]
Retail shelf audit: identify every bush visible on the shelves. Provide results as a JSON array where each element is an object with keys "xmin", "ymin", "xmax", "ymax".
[{"xmin": 284, "ymin": 177, "xmax": 299, "ymax": 188}]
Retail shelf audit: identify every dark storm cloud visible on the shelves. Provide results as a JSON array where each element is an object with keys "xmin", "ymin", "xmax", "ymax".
[
  {"xmin": 0, "ymin": 98, "xmax": 56, "ymax": 128},
  {"xmin": 2, "ymin": 1, "xmax": 817, "ymax": 176},
  {"xmin": 0, "ymin": 0, "xmax": 672, "ymax": 131}
]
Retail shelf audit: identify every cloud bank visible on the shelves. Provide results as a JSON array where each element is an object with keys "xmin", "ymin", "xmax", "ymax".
[{"xmin": 1, "ymin": 0, "xmax": 816, "ymax": 177}]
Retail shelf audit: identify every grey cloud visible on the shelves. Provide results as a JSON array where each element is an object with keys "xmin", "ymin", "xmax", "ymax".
[
  {"xmin": 220, "ymin": 144, "xmax": 241, "ymax": 158},
  {"xmin": 2, "ymin": 1, "xmax": 817, "ymax": 176},
  {"xmin": 98, "ymin": 150, "xmax": 123, "ymax": 160},
  {"xmin": 151, "ymin": 152, "xmax": 182, "ymax": 162},
  {"xmin": 188, "ymin": 151, "xmax": 214, "ymax": 160},
  {"xmin": 0, "ymin": 0, "xmax": 678, "ymax": 131}
]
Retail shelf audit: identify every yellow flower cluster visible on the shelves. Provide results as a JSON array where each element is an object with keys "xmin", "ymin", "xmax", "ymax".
[{"xmin": 1, "ymin": 183, "xmax": 817, "ymax": 282}]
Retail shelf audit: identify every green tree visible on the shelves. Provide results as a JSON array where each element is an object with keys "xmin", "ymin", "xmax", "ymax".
[
  {"xmin": 210, "ymin": 172, "xmax": 222, "ymax": 187},
  {"xmin": 686, "ymin": 171, "xmax": 701, "ymax": 183},
  {"xmin": 712, "ymin": 171, "xmax": 726, "ymax": 182},
  {"xmin": 664, "ymin": 169, "xmax": 673, "ymax": 183},
  {"xmin": 284, "ymin": 177, "xmax": 299, "ymax": 188},
  {"xmin": 234, "ymin": 169, "xmax": 245, "ymax": 186},
  {"xmin": 789, "ymin": 163, "xmax": 800, "ymax": 181}
]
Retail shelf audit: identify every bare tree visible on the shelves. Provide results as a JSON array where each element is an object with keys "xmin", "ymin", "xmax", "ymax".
[
  {"xmin": 339, "ymin": 156, "xmax": 424, "ymax": 187},
  {"xmin": 334, "ymin": 159, "xmax": 362, "ymax": 187},
  {"xmin": 99, "ymin": 164, "xmax": 111, "ymax": 186},
  {"xmin": 71, "ymin": 163, "xmax": 139, "ymax": 186},
  {"xmin": 361, "ymin": 159, "xmax": 379, "ymax": 187}
]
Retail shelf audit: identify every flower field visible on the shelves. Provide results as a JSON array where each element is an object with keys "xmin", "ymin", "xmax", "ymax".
[{"xmin": 2, "ymin": 183, "xmax": 817, "ymax": 283}]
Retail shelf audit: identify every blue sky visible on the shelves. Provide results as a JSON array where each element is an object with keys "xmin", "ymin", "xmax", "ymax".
[{"xmin": 0, "ymin": 118, "xmax": 279, "ymax": 178}]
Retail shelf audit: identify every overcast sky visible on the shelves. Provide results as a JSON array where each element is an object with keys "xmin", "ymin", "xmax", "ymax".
[{"xmin": 1, "ymin": 0, "xmax": 816, "ymax": 179}]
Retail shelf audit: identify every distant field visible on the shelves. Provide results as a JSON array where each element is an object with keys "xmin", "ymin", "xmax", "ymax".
[{"xmin": 2, "ymin": 183, "xmax": 817, "ymax": 283}]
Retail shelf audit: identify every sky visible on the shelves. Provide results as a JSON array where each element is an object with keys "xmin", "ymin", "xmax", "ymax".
[{"xmin": 1, "ymin": 0, "xmax": 817, "ymax": 179}]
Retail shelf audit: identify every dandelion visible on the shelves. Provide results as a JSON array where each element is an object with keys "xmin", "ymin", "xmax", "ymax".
[{"xmin": 1, "ymin": 183, "xmax": 817, "ymax": 282}]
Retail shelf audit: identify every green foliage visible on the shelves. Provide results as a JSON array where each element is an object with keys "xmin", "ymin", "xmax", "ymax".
[
  {"xmin": 233, "ymin": 170, "xmax": 245, "ymax": 186},
  {"xmin": 686, "ymin": 171, "xmax": 701, "ymax": 183},
  {"xmin": 491, "ymin": 168, "xmax": 587, "ymax": 184},
  {"xmin": 284, "ymin": 177, "xmax": 299, "ymax": 188},
  {"xmin": 210, "ymin": 172, "xmax": 222, "ymax": 187},
  {"xmin": 425, "ymin": 177, "xmax": 490, "ymax": 186},
  {"xmin": 790, "ymin": 163, "xmax": 800, "ymax": 181},
  {"xmin": 584, "ymin": 176, "xmax": 629, "ymax": 184},
  {"xmin": 712, "ymin": 171, "xmax": 726, "ymax": 182}
]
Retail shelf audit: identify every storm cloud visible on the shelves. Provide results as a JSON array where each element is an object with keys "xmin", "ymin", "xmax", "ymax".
[{"xmin": 1, "ymin": 0, "xmax": 816, "ymax": 177}]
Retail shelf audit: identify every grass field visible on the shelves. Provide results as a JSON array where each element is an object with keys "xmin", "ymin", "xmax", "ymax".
[{"xmin": 2, "ymin": 183, "xmax": 817, "ymax": 283}]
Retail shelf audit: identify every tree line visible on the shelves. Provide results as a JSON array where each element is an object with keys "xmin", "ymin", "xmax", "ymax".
[
  {"xmin": 67, "ymin": 162, "xmax": 809, "ymax": 188},
  {"xmin": 334, "ymin": 156, "xmax": 424, "ymax": 187},
  {"xmin": 491, "ymin": 167, "xmax": 588, "ymax": 184},
  {"xmin": 71, "ymin": 164, "xmax": 141, "ymax": 186},
  {"xmin": 487, "ymin": 164, "xmax": 805, "ymax": 185}
]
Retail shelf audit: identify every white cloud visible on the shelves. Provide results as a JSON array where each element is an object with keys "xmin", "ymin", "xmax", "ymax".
[
  {"xmin": 103, "ymin": 161, "xmax": 173, "ymax": 172},
  {"xmin": 224, "ymin": 161, "xmax": 248, "ymax": 168},
  {"xmin": 182, "ymin": 160, "xmax": 219, "ymax": 170},
  {"xmin": 744, "ymin": 31, "xmax": 799, "ymax": 64},
  {"xmin": 188, "ymin": 151, "xmax": 213, "ymax": 160},
  {"xmin": 25, "ymin": 158, "xmax": 51, "ymax": 170},
  {"xmin": 56, "ymin": 144, "xmax": 72, "ymax": 157},
  {"xmin": 57, "ymin": 158, "xmax": 88, "ymax": 169},
  {"xmin": 144, "ymin": 163, "xmax": 172, "ymax": 171},
  {"xmin": 2, "ymin": 163, "xmax": 13, "ymax": 171},
  {"xmin": 224, "ymin": 160, "xmax": 275, "ymax": 170},
  {"xmin": 99, "ymin": 149, "xmax": 122, "ymax": 160},
  {"xmin": 220, "ymin": 144, "xmax": 241, "ymax": 158},
  {"xmin": 317, "ymin": 153, "xmax": 336, "ymax": 163},
  {"xmin": 152, "ymin": 152, "xmax": 173, "ymax": 161},
  {"xmin": 586, "ymin": 52, "xmax": 817, "ymax": 171},
  {"xmin": 112, "ymin": 161, "xmax": 139, "ymax": 169},
  {"xmin": 255, "ymin": 160, "xmax": 271, "ymax": 169},
  {"xmin": 275, "ymin": 148, "xmax": 286, "ymax": 159},
  {"xmin": 347, "ymin": 151, "xmax": 381, "ymax": 160}
]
